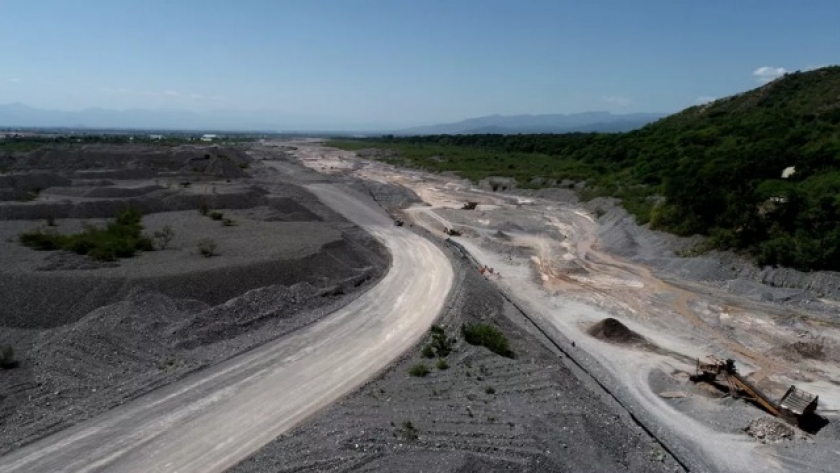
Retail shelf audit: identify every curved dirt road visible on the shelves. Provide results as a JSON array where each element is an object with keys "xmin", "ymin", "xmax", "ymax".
[{"xmin": 0, "ymin": 184, "xmax": 454, "ymax": 473}]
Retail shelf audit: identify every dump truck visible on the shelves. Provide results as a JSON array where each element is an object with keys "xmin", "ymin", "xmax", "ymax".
[{"xmin": 691, "ymin": 357, "xmax": 818, "ymax": 425}]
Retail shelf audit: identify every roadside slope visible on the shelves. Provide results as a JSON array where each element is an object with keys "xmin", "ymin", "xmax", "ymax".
[{"xmin": 0, "ymin": 184, "xmax": 455, "ymax": 473}]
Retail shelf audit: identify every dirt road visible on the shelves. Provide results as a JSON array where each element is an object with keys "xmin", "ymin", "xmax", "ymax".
[{"xmin": 0, "ymin": 184, "xmax": 454, "ymax": 472}]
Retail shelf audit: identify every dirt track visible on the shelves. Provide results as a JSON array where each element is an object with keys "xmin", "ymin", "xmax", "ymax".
[{"xmin": 0, "ymin": 183, "xmax": 454, "ymax": 472}]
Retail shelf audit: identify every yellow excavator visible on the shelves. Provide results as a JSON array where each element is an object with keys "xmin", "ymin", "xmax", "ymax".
[{"xmin": 691, "ymin": 356, "xmax": 818, "ymax": 425}]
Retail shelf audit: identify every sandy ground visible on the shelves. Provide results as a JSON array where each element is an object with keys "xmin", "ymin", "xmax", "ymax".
[
  {"xmin": 291, "ymin": 141, "xmax": 840, "ymax": 472},
  {"xmin": 0, "ymin": 183, "xmax": 455, "ymax": 472}
]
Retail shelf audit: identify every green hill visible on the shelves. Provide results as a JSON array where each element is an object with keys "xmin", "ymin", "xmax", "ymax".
[
  {"xmin": 331, "ymin": 66, "xmax": 840, "ymax": 271},
  {"xmin": 630, "ymin": 66, "xmax": 840, "ymax": 269}
]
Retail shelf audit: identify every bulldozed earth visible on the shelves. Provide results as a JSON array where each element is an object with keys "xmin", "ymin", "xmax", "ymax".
[{"xmin": 278, "ymin": 140, "xmax": 840, "ymax": 472}]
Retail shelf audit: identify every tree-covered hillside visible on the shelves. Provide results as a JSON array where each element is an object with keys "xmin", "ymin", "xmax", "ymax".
[{"xmin": 331, "ymin": 66, "xmax": 840, "ymax": 271}]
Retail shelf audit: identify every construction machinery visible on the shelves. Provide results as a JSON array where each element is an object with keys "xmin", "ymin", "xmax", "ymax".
[
  {"xmin": 691, "ymin": 357, "xmax": 818, "ymax": 425},
  {"xmin": 462, "ymin": 201, "xmax": 478, "ymax": 210}
]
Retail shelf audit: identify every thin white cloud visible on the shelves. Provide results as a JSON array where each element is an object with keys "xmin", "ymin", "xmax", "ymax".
[
  {"xmin": 602, "ymin": 95, "xmax": 632, "ymax": 107},
  {"xmin": 695, "ymin": 96, "xmax": 716, "ymax": 105},
  {"xmin": 8, "ymin": 78, "xmax": 21, "ymax": 83},
  {"xmin": 163, "ymin": 90, "xmax": 180, "ymax": 97},
  {"xmin": 190, "ymin": 93, "xmax": 229, "ymax": 102},
  {"xmin": 753, "ymin": 66, "xmax": 788, "ymax": 83}
]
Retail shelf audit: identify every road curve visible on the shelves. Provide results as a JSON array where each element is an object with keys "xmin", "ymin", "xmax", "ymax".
[{"xmin": 0, "ymin": 184, "xmax": 455, "ymax": 473}]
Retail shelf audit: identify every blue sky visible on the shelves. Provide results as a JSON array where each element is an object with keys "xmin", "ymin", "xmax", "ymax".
[{"xmin": 0, "ymin": 0, "xmax": 836, "ymax": 128}]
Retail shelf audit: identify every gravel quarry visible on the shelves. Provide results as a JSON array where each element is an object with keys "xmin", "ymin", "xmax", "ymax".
[
  {"xmin": 3, "ymin": 139, "xmax": 838, "ymax": 472},
  {"xmin": 289, "ymin": 140, "xmax": 840, "ymax": 472}
]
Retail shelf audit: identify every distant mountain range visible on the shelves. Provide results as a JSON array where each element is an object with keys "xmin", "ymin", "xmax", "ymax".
[
  {"xmin": 0, "ymin": 104, "xmax": 666, "ymax": 134},
  {"xmin": 391, "ymin": 112, "xmax": 666, "ymax": 135}
]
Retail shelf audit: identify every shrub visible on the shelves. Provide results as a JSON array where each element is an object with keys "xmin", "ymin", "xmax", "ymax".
[
  {"xmin": 399, "ymin": 421, "xmax": 418, "ymax": 440},
  {"xmin": 209, "ymin": 211, "xmax": 224, "ymax": 221},
  {"xmin": 436, "ymin": 358, "xmax": 449, "ymax": 370},
  {"xmin": 221, "ymin": 217, "xmax": 235, "ymax": 226},
  {"xmin": 462, "ymin": 323, "xmax": 513, "ymax": 358},
  {"xmin": 409, "ymin": 363, "xmax": 430, "ymax": 377},
  {"xmin": 153, "ymin": 225, "xmax": 175, "ymax": 250},
  {"xmin": 18, "ymin": 208, "xmax": 153, "ymax": 261},
  {"xmin": 421, "ymin": 345, "xmax": 435, "ymax": 359},
  {"xmin": 485, "ymin": 386, "xmax": 496, "ymax": 395},
  {"xmin": 0, "ymin": 345, "xmax": 17, "ymax": 369},
  {"xmin": 197, "ymin": 238, "xmax": 218, "ymax": 257},
  {"xmin": 46, "ymin": 215, "xmax": 56, "ymax": 227},
  {"xmin": 19, "ymin": 229, "xmax": 66, "ymax": 250},
  {"xmin": 427, "ymin": 325, "xmax": 456, "ymax": 358},
  {"xmin": 198, "ymin": 202, "xmax": 210, "ymax": 216}
]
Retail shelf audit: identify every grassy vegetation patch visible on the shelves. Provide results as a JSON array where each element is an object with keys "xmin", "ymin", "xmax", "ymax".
[
  {"xmin": 19, "ymin": 208, "xmax": 153, "ymax": 261},
  {"xmin": 462, "ymin": 323, "xmax": 513, "ymax": 358},
  {"xmin": 408, "ymin": 363, "xmax": 430, "ymax": 377}
]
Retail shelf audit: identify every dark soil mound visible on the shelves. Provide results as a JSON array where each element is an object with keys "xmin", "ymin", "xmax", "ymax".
[{"xmin": 588, "ymin": 318, "xmax": 646, "ymax": 344}]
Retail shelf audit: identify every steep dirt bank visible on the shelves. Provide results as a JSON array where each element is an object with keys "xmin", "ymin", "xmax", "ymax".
[{"xmin": 589, "ymin": 197, "xmax": 840, "ymax": 303}]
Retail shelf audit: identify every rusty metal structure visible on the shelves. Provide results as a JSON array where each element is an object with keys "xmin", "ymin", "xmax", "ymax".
[{"xmin": 691, "ymin": 356, "xmax": 818, "ymax": 425}]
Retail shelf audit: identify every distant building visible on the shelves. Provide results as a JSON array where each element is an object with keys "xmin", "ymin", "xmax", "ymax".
[
  {"xmin": 149, "ymin": 134, "xmax": 164, "ymax": 140},
  {"xmin": 200, "ymin": 134, "xmax": 218, "ymax": 142}
]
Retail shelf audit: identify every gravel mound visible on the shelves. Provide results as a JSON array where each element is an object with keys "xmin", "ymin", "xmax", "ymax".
[
  {"xmin": 0, "ymin": 185, "xmax": 268, "ymax": 220},
  {"xmin": 745, "ymin": 417, "xmax": 807, "ymax": 444},
  {"xmin": 0, "ymin": 173, "xmax": 70, "ymax": 201},
  {"xmin": 0, "ymin": 266, "xmax": 383, "ymax": 454},
  {"xmin": 588, "ymin": 318, "xmax": 646, "ymax": 344},
  {"xmin": 0, "ymin": 235, "xmax": 381, "ymax": 329},
  {"xmin": 82, "ymin": 184, "xmax": 164, "ymax": 198},
  {"xmin": 349, "ymin": 178, "xmax": 422, "ymax": 209},
  {"xmin": 8, "ymin": 144, "xmax": 253, "ymax": 177}
]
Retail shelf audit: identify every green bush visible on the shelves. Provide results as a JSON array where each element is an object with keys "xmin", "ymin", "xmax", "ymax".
[
  {"xmin": 0, "ymin": 345, "xmax": 17, "ymax": 369},
  {"xmin": 18, "ymin": 208, "xmax": 153, "ymax": 261},
  {"xmin": 399, "ymin": 420, "xmax": 418, "ymax": 440},
  {"xmin": 436, "ymin": 358, "xmax": 449, "ymax": 370},
  {"xmin": 198, "ymin": 202, "xmax": 210, "ymax": 216},
  {"xmin": 427, "ymin": 325, "xmax": 455, "ymax": 358},
  {"xmin": 462, "ymin": 323, "xmax": 513, "ymax": 358},
  {"xmin": 209, "ymin": 211, "xmax": 224, "ymax": 221},
  {"xmin": 409, "ymin": 363, "xmax": 430, "ymax": 377},
  {"xmin": 221, "ymin": 217, "xmax": 236, "ymax": 226},
  {"xmin": 421, "ymin": 345, "xmax": 435, "ymax": 359}
]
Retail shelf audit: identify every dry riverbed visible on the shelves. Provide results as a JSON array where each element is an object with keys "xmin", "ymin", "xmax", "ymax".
[{"xmin": 285, "ymin": 140, "xmax": 840, "ymax": 472}]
